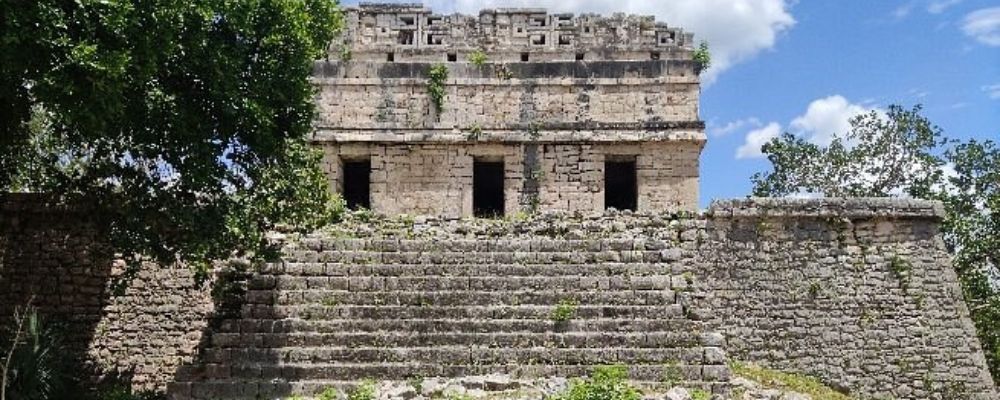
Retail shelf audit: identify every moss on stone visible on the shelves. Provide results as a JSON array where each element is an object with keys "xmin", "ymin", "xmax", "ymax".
[{"xmin": 730, "ymin": 361, "xmax": 853, "ymax": 400}]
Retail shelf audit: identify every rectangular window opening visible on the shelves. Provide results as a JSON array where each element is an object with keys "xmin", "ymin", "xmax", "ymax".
[
  {"xmin": 473, "ymin": 160, "xmax": 505, "ymax": 218},
  {"xmin": 447, "ymin": 53, "xmax": 457, "ymax": 62},
  {"xmin": 387, "ymin": 52, "xmax": 395, "ymax": 62},
  {"xmin": 343, "ymin": 159, "xmax": 371, "ymax": 210},
  {"xmin": 605, "ymin": 159, "xmax": 637, "ymax": 211},
  {"xmin": 397, "ymin": 31, "xmax": 414, "ymax": 45},
  {"xmin": 575, "ymin": 52, "xmax": 585, "ymax": 61},
  {"xmin": 521, "ymin": 52, "xmax": 530, "ymax": 62}
]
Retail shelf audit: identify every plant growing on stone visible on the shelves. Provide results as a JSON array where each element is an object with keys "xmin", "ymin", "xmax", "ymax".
[
  {"xmin": 889, "ymin": 254, "xmax": 912, "ymax": 289},
  {"xmin": 468, "ymin": 49, "xmax": 488, "ymax": 67},
  {"xmin": 427, "ymin": 64, "xmax": 449, "ymax": 113},
  {"xmin": 660, "ymin": 360, "xmax": 684, "ymax": 389},
  {"xmin": 349, "ymin": 379, "xmax": 376, "ymax": 400},
  {"xmin": 548, "ymin": 365, "xmax": 641, "ymax": 400},
  {"xmin": 466, "ymin": 124, "xmax": 483, "ymax": 141},
  {"xmin": 551, "ymin": 299, "xmax": 579, "ymax": 323},
  {"xmin": 692, "ymin": 41, "xmax": 711, "ymax": 74},
  {"xmin": 689, "ymin": 389, "xmax": 711, "ymax": 400},
  {"xmin": 318, "ymin": 387, "xmax": 338, "ymax": 400}
]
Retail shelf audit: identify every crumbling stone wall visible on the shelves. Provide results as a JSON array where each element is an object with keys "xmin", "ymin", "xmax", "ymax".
[
  {"xmin": 1, "ymin": 195, "xmax": 995, "ymax": 399},
  {"xmin": 0, "ymin": 194, "xmax": 213, "ymax": 391}
]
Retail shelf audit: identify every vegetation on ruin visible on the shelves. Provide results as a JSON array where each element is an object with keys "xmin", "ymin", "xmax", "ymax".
[
  {"xmin": 751, "ymin": 104, "xmax": 1000, "ymax": 380},
  {"xmin": 551, "ymin": 299, "xmax": 579, "ymax": 323},
  {"xmin": 0, "ymin": 0, "xmax": 344, "ymax": 283},
  {"xmin": 1, "ymin": 305, "xmax": 75, "ymax": 400},
  {"xmin": 349, "ymin": 379, "xmax": 377, "ymax": 400},
  {"xmin": 692, "ymin": 42, "xmax": 711, "ymax": 74},
  {"xmin": 428, "ymin": 64, "xmax": 450, "ymax": 113},
  {"xmin": 468, "ymin": 50, "xmax": 489, "ymax": 67},
  {"xmin": 730, "ymin": 362, "xmax": 852, "ymax": 400},
  {"xmin": 548, "ymin": 365, "xmax": 641, "ymax": 400}
]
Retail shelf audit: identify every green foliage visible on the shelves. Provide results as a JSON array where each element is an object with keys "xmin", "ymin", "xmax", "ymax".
[
  {"xmin": 0, "ymin": 0, "xmax": 344, "ymax": 284},
  {"xmin": 318, "ymin": 387, "xmax": 339, "ymax": 400},
  {"xmin": 551, "ymin": 299, "xmax": 579, "ymax": 323},
  {"xmin": 349, "ymin": 379, "xmax": 376, "ymax": 400},
  {"xmin": 692, "ymin": 42, "xmax": 711, "ymax": 74},
  {"xmin": 427, "ymin": 64, "xmax": 449, "ymax": 113},
  {"xmin": 1, "ymin": 306, "xmax": 77, "ymax": 400},
  {"xmin": 549, "ymin": 365, "xmax": 641, "ymax": 400},
  {"xmin": 751, "ymin": 105, "xmax": 946, "ymax": 198},
  {"xmin": 660, "ymin": 360, "xmax": 684, "ymax": 389},
  {"xmin": 468, "ymin": 50, "xmax": 488, "ymax": 67},
  {"xmin": 751, "ymin": 104, "xmax": 1000, "ymax": 381},
  {"xmin": 889, "ymin": 255, "xmax": 912, "ymax": 289},
  {"xmin": 465, "ymin": 124, "xmax": 483, "ymax": 141},
  {"xmin": 730, "ymin": 362, "xmax": 851, "ymax": 400},
  {"xmin": 689, "ymin": 389, "xmax": 710, "ymax": 400}
]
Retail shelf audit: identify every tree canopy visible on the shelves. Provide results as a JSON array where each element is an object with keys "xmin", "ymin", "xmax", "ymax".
[
  {"xmin": 752, "ymin": 105, "xmax": 1000, "ymax": 380},
  {"xmin": 0, "ymin": 0, "xmax": 344, "ymax": 279}
]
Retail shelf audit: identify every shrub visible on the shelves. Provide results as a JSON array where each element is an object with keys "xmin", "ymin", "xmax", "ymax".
[
  {"xmin": 692, "ymin": 41, "xmax": 711, "ymax": 74},
  {"xmin": 427, "ymin": 64, "xmax": 449, "ymax": 113},
  {"xmin": 349, "ymin": 379, "xmax": 376, "ymax": 400},
  {"xmin": 468, "ymin": 50, "xmax": 488, "ymax": 66},
  {"xmin": 318, "ymin": 387, "xmax": 338, "ymax": 400},
  {"xmin": 1, "ymin": 306, "xmax": 78, "ymax": 400},
  {"xmin": 551, "ymin": 299, "xmax": 578, "ymax": 323},
  {"xmin": 548, "ymin": 365, "xmax": 641, "ymax": 400}
]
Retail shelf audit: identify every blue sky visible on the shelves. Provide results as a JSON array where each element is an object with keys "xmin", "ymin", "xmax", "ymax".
[{"xmin": 342, "ymin": 0, "xmax": 999, "ymax": 207}]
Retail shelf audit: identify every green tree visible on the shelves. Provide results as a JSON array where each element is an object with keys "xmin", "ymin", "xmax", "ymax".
[
  {"xmin": 751, "ymin": 104, "xmax": 1000, "ymax": 381},
  {"xmin": 0, "ymin": 0, "xmax": 344, "ymax": 280}
]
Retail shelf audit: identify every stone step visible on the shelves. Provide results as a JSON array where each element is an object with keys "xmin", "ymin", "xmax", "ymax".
[
  {"xmin": 235, "ymin": 304, "xmax": 687, "ymax": 321},
  {"xmin": 242, "ymin": 290, "xmax": 681, "ymax": 308},
  {"xmin": 196, "ymin": 347, "xmax": 718, "ymax": 374},
  {"xmin": 256, "ymin": 275, "xmax": 686, "ymax": 292},
  {"xmin": 199, "ymin": 331, "xmax": 708, "ymax": 349},
  {"xmin": 177, "ymin": 362, "xmax": 727, "ymax": 384},
  {"xmin": 171, "ymin": 378, "xmax": 725, "ymax": 400},
  {"xmin": 208, "ymin": 318, "xmax": 705, "ymax": 339},
  {"xmin": 254, "ymin": 262, "xmax": 690, "ymax": 279},
  {"xmin": 282, "ymin": 238, "xmax": 684, "ymax": 253}
]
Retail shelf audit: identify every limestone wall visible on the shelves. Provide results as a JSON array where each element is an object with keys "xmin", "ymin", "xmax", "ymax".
[
  {"xmin": 0, "ymin": 195, "xmax": 994, "ymax": 399},
  {"xmin": 316, "ymin": 141, "xmax": 700, "ymax": 217},
  {"xmin": 336, "ymin": 3, "xmax": 695, "ymax": 62},
  {"xmin": 0, "ymin": 194, "xmax": 213, "ymax": 391}
]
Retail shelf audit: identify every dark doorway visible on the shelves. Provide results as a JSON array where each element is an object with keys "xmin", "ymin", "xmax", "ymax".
[
  {"xmin": 605, "ymin": 159, "xmax": 637, "ymax": 211},
  {"xmin": 343, "ymin": 160, "xmax": 371, "ymax": 210},
  {"xmin": 474, "ymin": 160, "xmax": 505, "ymax": 218}
]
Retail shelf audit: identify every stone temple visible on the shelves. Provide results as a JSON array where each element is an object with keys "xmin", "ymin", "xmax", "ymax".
[{"xmin": 312, "ymin": 3, "xmax": 704, "ymax": 218}]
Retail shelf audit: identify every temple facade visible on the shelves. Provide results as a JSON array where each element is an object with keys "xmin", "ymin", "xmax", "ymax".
[{"xmin": 312, "ymin": 3, "xmax": 705, "ymax": 217}]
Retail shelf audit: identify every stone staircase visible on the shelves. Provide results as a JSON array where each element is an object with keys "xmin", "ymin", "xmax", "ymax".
[{"xmin": 168, "ymin": 236, "xmax": 730, "ymax": 399}]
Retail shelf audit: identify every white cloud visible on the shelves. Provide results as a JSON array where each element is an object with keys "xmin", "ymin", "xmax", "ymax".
[
  {"xmin": 736, "ymin": 122, "xmax": 782, "ymax": 159},
  {"xmin": 983, "ymin": 83, "xmax": 1000, "ymax": 99},
  {"xmin": 789, "ymin": 95, "xmax": 874, "ymax": 146},
  {"xmin": 927, "ymin": 0, "xmax": 962, "ymax": 14},
  {"xmin": 710, "ymin": 117, "xmax": 762, "ymax": 137},
  {"xmin": 735, "ymin": 95, "xmax": 877, "ymax": 160},
  {"xmin": 962, "ymin": 7, "xmax": 1000, "ymax": 46},
  {"xmin": 425, "ymin": 0, "xmax": 796, "ymax": 83},
  {"xmin": 892, "ymin": 2, "xmax": 915, "ymax": 19}
]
